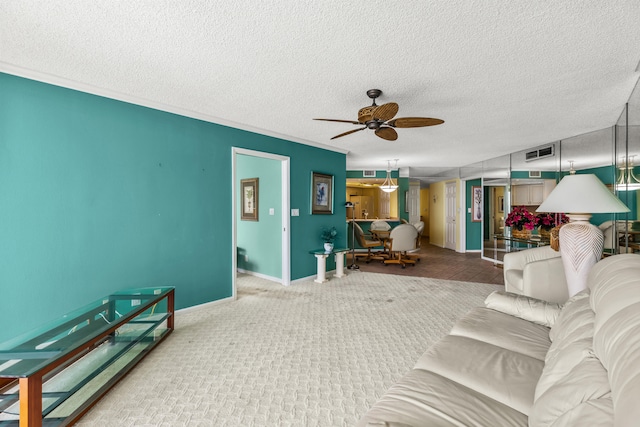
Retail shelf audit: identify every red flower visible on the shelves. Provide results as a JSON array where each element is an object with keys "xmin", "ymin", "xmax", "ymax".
[
  {"xmin": 505, "ymin": 206, "xmax": 538, "ymax": 231},
  {"xmin": 535, "ymin": 212, "xmax": 569, "ymax": 231}
]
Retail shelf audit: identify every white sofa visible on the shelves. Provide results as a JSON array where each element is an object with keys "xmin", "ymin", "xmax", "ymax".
[
  {"xmin": 358, "ymin": 254, "xmax": 640, "ymax": 427},
  {"xmin": 503, "ymin": 246, "xmax": 569, "ymax": 304}
]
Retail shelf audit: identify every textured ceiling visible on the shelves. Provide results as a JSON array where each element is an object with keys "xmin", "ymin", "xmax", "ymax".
[{"xmin": 2, "ymin": 1, "xmax": 640, "ymax": 174}]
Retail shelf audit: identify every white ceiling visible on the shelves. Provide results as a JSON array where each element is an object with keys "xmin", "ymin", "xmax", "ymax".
[{"xmin": 2, "ymin": 1, "xmax": 640, "ymax": 174}]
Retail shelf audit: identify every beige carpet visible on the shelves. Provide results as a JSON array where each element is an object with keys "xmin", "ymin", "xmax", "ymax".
[{"xmin": 76, "ymin": 272, "xmax": 502, "ymax": 426}]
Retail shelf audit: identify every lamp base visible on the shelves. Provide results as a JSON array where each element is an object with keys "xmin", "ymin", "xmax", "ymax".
[{"xmin": 559, "ymin": 221, "xmax": 604, "ymax": 297}]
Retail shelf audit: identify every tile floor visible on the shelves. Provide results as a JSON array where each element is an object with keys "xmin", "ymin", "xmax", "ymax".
[{"xmin": 346, "ymin": 238, "xmax": 505, "ymax": 286}]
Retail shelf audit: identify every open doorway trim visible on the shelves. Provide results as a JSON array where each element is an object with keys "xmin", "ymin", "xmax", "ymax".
[{"xmin": 232, "ymin": 148, "xmax": 291, "ymax": 300}]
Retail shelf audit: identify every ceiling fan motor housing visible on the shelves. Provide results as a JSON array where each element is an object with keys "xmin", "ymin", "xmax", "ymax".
[{"xmin": 358, "ymin": 106, "xmax": 376, "ymax": 122}]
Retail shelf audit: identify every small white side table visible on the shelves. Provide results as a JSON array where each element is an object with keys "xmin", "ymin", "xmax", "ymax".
[{"xmin": 309, "ymin": 248, "xmax": 349, "ymax": 283}]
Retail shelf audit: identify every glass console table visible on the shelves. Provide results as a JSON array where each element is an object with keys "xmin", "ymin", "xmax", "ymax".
[
  {"xmin": 492, "ymin": 234, "xmax": 550, "ymax": 263},
  {"xmin": 0, "ymin": 287, "xmax": 174, "ymax": 427}
]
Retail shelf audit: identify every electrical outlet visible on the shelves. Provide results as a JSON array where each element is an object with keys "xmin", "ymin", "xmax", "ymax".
[
  {"xmin": 291, "ymin": 209, "xmax": 299, "ymax": 216},
  {"xmin": 131, "ymin": 299, "xmax": 141, "ymax": 307}
]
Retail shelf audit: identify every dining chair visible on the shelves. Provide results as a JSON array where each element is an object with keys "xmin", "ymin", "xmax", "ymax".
[
  {"xmin": 383, "ymin": 224, "xmax": 419, "ymax": 268},
  {"xmin": 353, "ymin": 222, "xmax": 386, "ymax": 263}
]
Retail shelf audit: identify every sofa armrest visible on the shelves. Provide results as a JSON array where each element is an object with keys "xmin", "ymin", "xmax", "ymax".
[{"xmin": 484, "ymin": 291, "xmax": 563, "ymax": 327}]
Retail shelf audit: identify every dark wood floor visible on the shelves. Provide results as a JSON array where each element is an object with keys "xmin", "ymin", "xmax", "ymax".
[{"xmin": 346, "ymin": 238, "xmax": 505, "ymax": 286}]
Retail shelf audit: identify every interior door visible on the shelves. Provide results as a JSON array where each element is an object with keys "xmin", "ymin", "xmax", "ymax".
[
  {"xmin": 408, "ymin": 183, "xmax": 420, "ymax": 224},
  {"xmin": 445, "ymin": 181, "xmax": 457, "ymax": 250}
]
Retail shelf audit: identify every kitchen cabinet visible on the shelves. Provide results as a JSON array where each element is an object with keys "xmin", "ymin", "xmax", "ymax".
[{"xmin": 512, "ymin": 180, "xmax": 556, "ymax": 206}]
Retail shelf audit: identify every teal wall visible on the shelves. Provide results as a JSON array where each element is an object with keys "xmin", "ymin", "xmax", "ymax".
[
  {"xmin": 398, "ymin": 177, "xmax": 410, "ymax": 222},
  {"xmin": 0, "ymin": 72, "xmax": 346, "ymax": 343},
  {"xmin": 510, "ymin": 171, "xmax": 558, "ymax": 180},
  {"xmin": 347, "ymin": 170, "xmax": 399, "ymax": 179},
  {"xmin": 237, "ymin": 155, "xmax": 282, "ymax": 278},
  {"xmin": 466, "ymin": 179, "xmax": 482, "ymax": 250}
]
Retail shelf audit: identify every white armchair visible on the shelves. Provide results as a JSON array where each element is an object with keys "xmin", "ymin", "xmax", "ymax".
[
  {"xmin": 599, "ymin": 220, "xmax": 635, "ymax": 253},
  {"xmin": 503, "ymin": 246, "xmax": 569, "ymax": 304}
]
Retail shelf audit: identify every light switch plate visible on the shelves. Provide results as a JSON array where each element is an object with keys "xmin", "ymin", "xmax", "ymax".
[
  {"xmin": 269, "ymin": 208, "xmax": 275, "ymax": 215},
  {"xmin": 291, "ymin": 209, "xmax": 299, "ymax": 216}
]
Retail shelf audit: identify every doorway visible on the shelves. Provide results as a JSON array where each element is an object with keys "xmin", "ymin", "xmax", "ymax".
[
  {"xmin": 481, "ymin": 182, "xmax": 508, "ymax": 263},
  {"xmin": 445, "ymin": 181, "xmax": 457, "ymax": 250},
  {"xmin": 232, "ymin": 148, "xmax": 290, "ymax": 299}
]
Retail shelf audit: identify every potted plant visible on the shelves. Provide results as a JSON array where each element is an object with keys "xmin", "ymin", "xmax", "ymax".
[
  {"xmin": 320, "ymin": 226, "xmax": 338, "ymax": 253},
  {"xmin": 536, "ymin": 212, "xmax": 569, "ymax": 239},
  {"xmin": 505, "ymin": 206, "xmax": 538, "ymax": 239}
]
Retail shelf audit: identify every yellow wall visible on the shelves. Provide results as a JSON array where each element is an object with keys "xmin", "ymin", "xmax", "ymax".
[{"xmin": 389, "ymin": 189, "xmax": 398, "ymax": 218}]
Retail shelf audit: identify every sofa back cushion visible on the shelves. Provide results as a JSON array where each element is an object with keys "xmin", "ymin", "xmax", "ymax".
[
  {"xmin": 588, "ymin": 254, "xmax": 640, "ymax": 426},
  {"xmin": 531, "ymin": 254, "xmax": 640, "ymax": 427},
  {"xmin": 530, "ymin": 291, "xmax": 613, "ymax": 427}
]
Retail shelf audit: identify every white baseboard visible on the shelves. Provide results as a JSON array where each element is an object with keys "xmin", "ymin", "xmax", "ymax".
[
  {"xmin": 176, "ymin": 295, "xmax": 234, "ymax": 314},
  {"xmin": 237, "ymin": 269, "xmax": 282, "ymax": 284}
]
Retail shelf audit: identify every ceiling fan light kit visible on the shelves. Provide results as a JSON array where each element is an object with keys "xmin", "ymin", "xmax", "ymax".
[{"xmin": 314, "ymin": 89, "xmax": 444, "ymax": 141}]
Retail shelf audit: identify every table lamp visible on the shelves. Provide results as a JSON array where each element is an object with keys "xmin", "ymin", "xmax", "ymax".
[{"xmin": 536, "ymin": 173, "xmax": 630, "ymax": 296}]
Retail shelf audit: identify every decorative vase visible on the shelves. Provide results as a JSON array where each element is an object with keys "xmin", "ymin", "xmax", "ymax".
[
  {"xmin": 323, "ymin": 242, "xmax": 334, "ymax": 253},
  {"xmin": 511, "ymin": 228, "xmax": 531, "ymax": 240}
]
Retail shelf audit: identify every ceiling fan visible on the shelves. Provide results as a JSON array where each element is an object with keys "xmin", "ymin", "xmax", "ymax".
[{"xmin": 314, "ymin": 89, "xmax": 444, "ymax": 141}]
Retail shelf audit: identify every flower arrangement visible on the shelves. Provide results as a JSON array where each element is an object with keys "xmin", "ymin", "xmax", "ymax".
[
  {"xmin": 320, "ymin": 226, "xmax": 338, "ymax": 243},
  {"xmin": 505, "ymin": 206, "xmax": 538, "ymax": 231},
  {"xmin": 536, "ymin": 212, "xmax": 569, "ymax": 231}
]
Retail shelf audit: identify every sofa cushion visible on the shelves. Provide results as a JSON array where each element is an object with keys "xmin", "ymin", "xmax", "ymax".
[
  {"xmin": 529, "ymin": 351, "xmax": 612, "ymax": 427},
  {"xmin": 414, "ymin": 335, "xmax": 543, "ymax": 415},
  {"xmin": 548, "ymin": 290, "xmax": 591, "ymax": 343},
  {"xmin": 356, "ymin": 369, "xmax": 528, "ymax": 427},
  {"xmin": 536, "ymin": 293, "xmax": 595, "ymax": 399},
  {"xmin": 450, "ymin": 307, "xmax": 551, "ymax": 361},
  {"xmin": 587, "ymin": 254, "xmax": 640, "ymax": 426},
  {"xmin": 484, "ymin": 291, "xmax": 562, "ymax": 327}
]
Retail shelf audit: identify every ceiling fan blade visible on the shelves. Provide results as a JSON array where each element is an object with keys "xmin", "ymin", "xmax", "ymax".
[
  {"xmin": 387, "ymin": 117, "xmax": 444, "ymax": 128},
  {"xmin": 372, "ymin": 102, "xmax": 399, "ymax": 122},
  {"xmin": 331, "ymin": 127, "xmax": 367, "ymax": 140},
  {"xmin": 375, "ymin": 127, "xmax": 398, "ymax": 141},
  {"xmin": 314, "ymin": 118, "xmax": 361, "ymax": 125}
]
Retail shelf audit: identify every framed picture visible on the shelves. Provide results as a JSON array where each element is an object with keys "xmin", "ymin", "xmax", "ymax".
[
  {"xmin": 472, "ymin": 186, "xmax": 482, "ymax": 222},
  {"xmin": 241, "ymin": 178, "xmax": 259, "ymax": 221},
  {"xmin": 498, "ymin": 196, "xmax": 504, "ymax": 213},
  {"xmin": 311, "ymin": 172, "xmax": 333, "ymax": 214}
]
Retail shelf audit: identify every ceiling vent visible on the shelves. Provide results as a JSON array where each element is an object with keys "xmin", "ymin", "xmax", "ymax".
[
  {"xmin": 525, "ymin": 145, "xmax": 555, "ymax": 162},
  {"xmin": 363, "ymin": 170, "xmax": 376, "ymax": 177}
]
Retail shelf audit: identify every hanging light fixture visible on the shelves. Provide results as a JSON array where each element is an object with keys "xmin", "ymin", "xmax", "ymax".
[
  {"xmin": 615, "ymin": 156, "xmax": 640, "ymax": 191},
  {"xmin": 379, "ymin": 159, "xmax": 399, "ymax": 193}
]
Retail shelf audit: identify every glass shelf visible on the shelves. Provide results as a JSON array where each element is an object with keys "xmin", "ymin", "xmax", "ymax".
[{"xmin": 0, "ymin": 287, "xmax": 174, "ymax": 427}]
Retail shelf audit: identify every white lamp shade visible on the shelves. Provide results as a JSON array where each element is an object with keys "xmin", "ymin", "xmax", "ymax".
[{"xmin": 536, "ymin": 174, "xmax": 630, "ymax": 214}]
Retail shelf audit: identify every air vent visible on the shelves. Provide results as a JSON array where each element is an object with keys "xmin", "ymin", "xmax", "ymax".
[
  {"xmin": 525, "ymin": 145, "xmax": 555, "ymax": 162},
  {"xmin": 529, "ymin": 171, "xmax": 542, "ymax": 178},
  {"xmin": 363, "ymin": 170, "xmax": 376, "ymax": 177}
]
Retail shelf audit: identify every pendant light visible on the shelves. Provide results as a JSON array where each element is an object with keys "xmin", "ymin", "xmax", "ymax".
[
  {"xmin": 380, "ymin": 160, "xmax": 399, "ymax": 193},
  {"xmin": 615, "ymin": 156, "xmax": 640, "ymax": 191}
]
